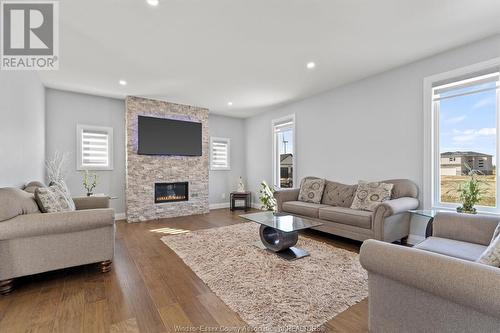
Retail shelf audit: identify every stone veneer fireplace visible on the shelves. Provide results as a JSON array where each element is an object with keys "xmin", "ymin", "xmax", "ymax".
[{"xmin": 125, "ymin": 96, "xmax": 209, "ymax": 222}]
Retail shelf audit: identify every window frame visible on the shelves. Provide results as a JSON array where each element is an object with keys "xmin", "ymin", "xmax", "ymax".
[
  {"xmin": 272, "ymin": 114, "xmax": 296, "ymax": 189},
  {"xmin": 423, "ymin": 57, "xmax": 500, "ymax": 213},
  {"xmin": 76, "ymin": 124, "xmax": 114, "ymax": 171},
  {"xmin": 210, "ymin": 137, "xmax": 231, "ymax": 171}
]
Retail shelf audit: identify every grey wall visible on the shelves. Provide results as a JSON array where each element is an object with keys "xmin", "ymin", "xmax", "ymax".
[
  {"xmin": 245, "ymin": 34, "xmax": 500, "ymax": 239},
  {"xmin": 45, "ymin": 89, "xmax": 126, "ymax": 216},
  {"xmin": 0, "ymin": 72, "xmax": 45, "ymax": 187},
  {"xmin": 209, "ymin": 114, "xmax": 246, "ymax": 206},
  {"xmin": 45, "ymin": 89, "xmax": 246, "ymax": 215}
]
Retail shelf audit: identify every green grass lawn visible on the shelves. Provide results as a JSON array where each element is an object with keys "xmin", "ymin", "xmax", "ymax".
[{"xmin": 440, "ymin": 175, "xmax": 496, "ymax": 207}]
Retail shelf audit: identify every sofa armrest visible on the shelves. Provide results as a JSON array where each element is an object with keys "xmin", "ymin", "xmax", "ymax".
[
  {"xmin": 0, "ymin": 209, "xmax": 115, "ymax": 240},
  {"xmin": 374, "ymin": 197, "xmax": 419, "ymax": 218},
  {"xmin": 360, "ymin": 239, "xmax": 500, "ymax": 318},
  {"xmin": 432, "ymin": 212, "xmax": 499, "ymax": 246},
  {"xmin": 73, "ymin": 196, "xmax": 110, "ymax": 210},
  {"xmin": 371, "ymin": 197, "xmax": 418, "ymax": 240},
  {"xmin": 273, "ymin": 188, "xmax": 300, "ymax": 212}
]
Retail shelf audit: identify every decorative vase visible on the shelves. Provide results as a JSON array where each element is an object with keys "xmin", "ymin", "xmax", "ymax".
[
  {"xmin": 237, "ymin": 177, "xmax": 245, "ymax": 192},
  {"xmin": 87, "ymin": 192, "xmax": 93, "ymax": 197}
]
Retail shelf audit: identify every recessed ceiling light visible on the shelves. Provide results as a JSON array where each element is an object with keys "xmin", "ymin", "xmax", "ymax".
[
  {"xmin": 147, "ymin": 0, "xmax": 159, "ymax": 6},
  {"xmin": 119, "ymin": 80, "xmax": 127, "ymax": 86},
  {"xmin": 306, "ymin": 62, "xmax": 316, "ymax": 69},
  {"xmin": 227, "ymin": 102, "xmax": 233, "ymax": 106}
]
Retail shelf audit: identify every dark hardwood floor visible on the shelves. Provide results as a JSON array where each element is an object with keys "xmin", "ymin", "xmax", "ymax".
[{"xmin": 0, "ymin": 209, "xmax": 368, "ymax": 333}]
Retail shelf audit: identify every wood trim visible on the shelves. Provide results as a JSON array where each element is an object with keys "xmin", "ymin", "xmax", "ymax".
[{"xmin": 99, "ymin": 260, "xmax": 112, "ymax": 273}]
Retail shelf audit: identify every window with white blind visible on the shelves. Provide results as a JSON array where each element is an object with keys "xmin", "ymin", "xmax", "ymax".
[
  {"xmin": 77, "ymin": 125, "xmax": 114, "ymax": 170},
  {"xmin": 210, "ymin": 137, "xmax": 230, "ymax": 170}
]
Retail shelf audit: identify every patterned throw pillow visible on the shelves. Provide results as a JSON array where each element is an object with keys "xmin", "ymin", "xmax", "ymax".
[
  {"xmin": 477, "ymin": 233, "xmax": 500, "ymax": 267},
  {"xmin": 321, "ymin": 181, "xmax": 358, "ymax": 207},
  {"xmin": 350, "ymin": 181, "xmax": 393, "ymax": 211},
  {"xmin": 491, "ymin": 222, "xmax": 500, "ymax": 242},
  {"xmin": 35, "ymin": 185, "xmax": 75, "ymax": 213},
  {"xmin": 298, "ymin": 178, "xmax": 326, "ymax": 204},
  {"xmin": 50, "ymin": 180, "xmax": 76, "ymax": 211}
]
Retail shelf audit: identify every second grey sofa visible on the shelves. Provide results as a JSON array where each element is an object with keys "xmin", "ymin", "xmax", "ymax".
[
  {"xmin": 360, "ymin": 212, "xmax": 500, "ymax": 332},
  {"xmin": 0, "ymin": 188, "xmax": 115, "ymax": 295},
  {"xmin": 274, "ymin": 178, "xmax": 419, "ymax": 242}
]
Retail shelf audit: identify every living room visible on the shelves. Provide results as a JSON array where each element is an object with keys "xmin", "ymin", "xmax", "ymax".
[{"xmin": 0, "ymin": 1, "xmax": 499, "ymax": 332}]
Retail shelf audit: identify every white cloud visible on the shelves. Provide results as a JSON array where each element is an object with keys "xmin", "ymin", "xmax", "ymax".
[
  {"xmin": 477, "ymin": 128, "xmax": 496, "ymax": 135},
  {"xmin": 473, "ymin": 97, "xmax": 495, "ymax": 109},
  {"xmin": 452, "ymin": 127, "xmax": 496, "ymax": 143},
  {"xmin": 447, "ymin": 115, "xmax": 466, "ymax": 123}
]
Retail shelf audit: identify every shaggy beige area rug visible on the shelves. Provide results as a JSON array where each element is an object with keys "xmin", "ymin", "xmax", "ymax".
[{"xmin": 161, "ymin": 222, "xmax": 367, "ymax": 332}]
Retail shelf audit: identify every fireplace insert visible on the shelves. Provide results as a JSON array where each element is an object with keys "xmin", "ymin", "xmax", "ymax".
[{"xmin": 155, "ymin": 182, "xmax": 189, "ymax": 203}]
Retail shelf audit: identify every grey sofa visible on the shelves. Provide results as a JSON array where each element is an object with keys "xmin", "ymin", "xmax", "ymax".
[
  {"xmin": 360, "ymin": 212, "xmax": 500, "ymax": 332},
  {"xmin": 0, "ymin": 187, "xmax": 115, "ymax": 295},
  {"xmin": 274, "ymin": 178, "xmax": 419, "ymax": 242}
]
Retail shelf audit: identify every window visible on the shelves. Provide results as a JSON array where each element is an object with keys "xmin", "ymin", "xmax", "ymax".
[
  {"xmin": 272, "ymin": 115, "xmax": 295, "ymax": 188},
  {"xmin": 426, "ymin": 66, "xmax": 499, "ymax": 211},
  {"xmin": 210, "ymin": 137, "xmax": 230, "ymax": 170},
  {"xmin": 77, "ymin": 125, "xmax": 114, "ymax": 170}
]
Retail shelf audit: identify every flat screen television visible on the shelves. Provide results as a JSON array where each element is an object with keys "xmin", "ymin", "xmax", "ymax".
[{"xmin": 138, "ymin": 116, "xmax": 202, "ymax": 156}]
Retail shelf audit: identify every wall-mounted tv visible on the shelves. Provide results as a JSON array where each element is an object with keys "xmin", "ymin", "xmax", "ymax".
[{"xmin": 138, "ymin": 115, "xmax": 202, "ymax": 156}]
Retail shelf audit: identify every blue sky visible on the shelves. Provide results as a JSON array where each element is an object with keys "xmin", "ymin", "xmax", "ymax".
[
  {"xmin": 278, "ymin": 130, "xmax": 293, "ymax": 155},
  {"xmin": 439, "ymin": 82, "xmax": 497, "ymax": 162}
]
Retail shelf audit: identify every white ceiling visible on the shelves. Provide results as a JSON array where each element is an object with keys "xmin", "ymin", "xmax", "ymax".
[{"xmin": 39, "ymin": 0, "xmax": 500, "ymax": 117}]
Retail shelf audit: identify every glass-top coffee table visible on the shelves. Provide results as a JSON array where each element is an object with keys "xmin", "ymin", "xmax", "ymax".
[{"xmin": 240, "ymin": 211, "xmax": 323, "ymax": 260}]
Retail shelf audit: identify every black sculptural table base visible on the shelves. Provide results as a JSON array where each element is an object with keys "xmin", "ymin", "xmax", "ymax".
[{"xmin": 257, "ymin": 225, "xmax": 309, "ymax": 260}]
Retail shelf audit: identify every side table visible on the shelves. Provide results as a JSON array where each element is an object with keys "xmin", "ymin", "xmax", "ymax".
[
  {"xmin": 408, "ymin": 209, "xmax": 447, "ymax": 238},
  {"xmin": 230, "ymin": 192, "xmax": 251, "ymax": 212}
]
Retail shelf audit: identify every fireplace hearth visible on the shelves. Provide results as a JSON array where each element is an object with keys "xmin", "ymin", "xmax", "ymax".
[{"xmin": 155, "ymin": 182, "xmax": 189, "ymax": 203}]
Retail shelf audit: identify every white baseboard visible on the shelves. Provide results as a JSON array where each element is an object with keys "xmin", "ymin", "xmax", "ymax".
[
  {"xmin": 209, "ymin": 202, "xmax": 230, "ymax": 210},
  {"xmin": 209, "ymin": 202, "xmax": 262, "ymax": 210},
  {"xmin": 408, "ymin": 234, "xmax": 425, "ymax": 245},
  {"xmin": 115, "ymin": 213, "xmax": 127, "ymax": 221},
  {"xmin": 251, "ymin": 203, "xmax": 262, "ymax": 210}
]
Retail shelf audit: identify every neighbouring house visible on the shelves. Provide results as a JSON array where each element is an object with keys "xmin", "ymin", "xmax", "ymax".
[
  {"xmin": 440, "ymin": 151, "xmax": 494, "ymax": 175},
  {"xmin": 280, "ymin": 153, "xmax": 294, "ymax": 187}
]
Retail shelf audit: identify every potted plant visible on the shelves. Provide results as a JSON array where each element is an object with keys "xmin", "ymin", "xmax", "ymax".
[
  {"xmin": 455, "ymin": 164, "xmax": 484, "ymax": 214},
  {"xmin": 83, "ymin": 170, "xmax": 98, "ymax": 196},
  {"xmin": 259, "ymin": 181, "xmax": 277, "ymax": 213}
]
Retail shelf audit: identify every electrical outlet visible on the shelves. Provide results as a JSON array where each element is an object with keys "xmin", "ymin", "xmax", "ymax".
[{"xmin": 221, "ymin": 193, "xmax": 226, "ymax": 199}]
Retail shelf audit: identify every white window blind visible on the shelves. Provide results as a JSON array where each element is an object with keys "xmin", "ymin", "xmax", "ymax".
[
  {"xmin": 210, "ymin": 137, "xmax": 230, "ymax": 170},
  {"xmin": 77, "ymin": 125, "xmax": 114, "ymax": 170}
]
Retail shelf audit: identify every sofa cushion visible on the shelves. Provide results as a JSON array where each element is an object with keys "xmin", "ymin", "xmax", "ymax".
[
  {"xmin": 318, "ymin": 206, "xmax": 372, "ymax": 229},
  {"xmin": 0, "ymin": 188, "xmax": 40, "ymax": 222},
  {"xmin": 321, "ymin": 181, "xmax": 357, "ymax": 207},
  {"xmin": 282, "ymin": 201, "xmax": 329, "ymax": 218},
  {"xmin": 0, "ymin": 208, "xmax": 115, "ymax": 240},
  {"xmin": 298, "ymin": 178, "xmax": 326, "ymax": 204},
  {"xmin": 35, "ymin": 185, "xmax": 75, "ymax": 213},
  {"xmin": 351, "ymin": 181, "xmax": 393, "ymax": 211},
  {"xmin": 415, "ymin": 237, "xmax": 487, "ymax": 262}
]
